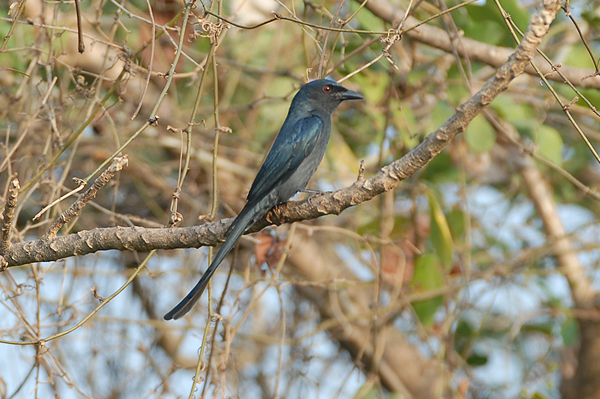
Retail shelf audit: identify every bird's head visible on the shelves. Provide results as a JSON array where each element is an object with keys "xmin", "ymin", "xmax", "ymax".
[{"xmin": 296, "ymin": 79, "xmax": 364, "ymax": 114}]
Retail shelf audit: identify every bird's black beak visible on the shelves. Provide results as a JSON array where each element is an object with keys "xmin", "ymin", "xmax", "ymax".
[{"xmin": 339, "ymin": 89, "xmax": 364, "ymax": 101}]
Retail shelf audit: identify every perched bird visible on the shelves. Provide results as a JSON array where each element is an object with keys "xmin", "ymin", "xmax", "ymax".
[{"xmin": 164, "ymin": 79, "xmax": 364, "ymax": 320}]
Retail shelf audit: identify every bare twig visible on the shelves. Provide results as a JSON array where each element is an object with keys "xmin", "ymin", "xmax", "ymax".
[
  {"xmin": 202, "ymin": 0, "xmax": 475, "ymax": 35},
  {"xmin": 494, "ymin": 0, "xmax": 600, "ymax": 165},
  {"xmin": 562, "ymin": 1, "xmax": 599, "ymax": 76},
  {"xmin": 357, "ymin": 159, "xmax": 365, "ymax": 181},
  {"xmin": 74, "ymin": 0, "xmax": 84, "ymax": 53},
  {"xmin": 130, "ymin": 0, "xmax": 156, "ymax": 120},
  {"xmin": 1, "ymin": 0, "xmax": 26, "ymax": 53},
  {"xmin": 0, "ymin": 249, "xmax": 155, "ymax": 346},
  {"xmin": 43, "ymin": 156, "xmax": 129, "ymax": 240},
  {"xmin": 13, "ymin": 68, "xmax": 127, "ymax": 197},
  {"xmin": 81, "ymin": 2, "xmax": 194, "ymax": 184},
  {"xmin": 33, "ymin": 179, "xmax": 87, "ymax": 222}
]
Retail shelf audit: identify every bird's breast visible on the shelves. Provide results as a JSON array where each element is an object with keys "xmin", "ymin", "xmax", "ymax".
[{"xmin": 275, "ymin": 123, "xmax": 332, "ymax": 201}]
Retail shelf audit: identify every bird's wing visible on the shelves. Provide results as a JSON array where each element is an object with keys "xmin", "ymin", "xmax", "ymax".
[{"xmin": 246, "ymin": 115, "xmax": 324, "ymax": 204}]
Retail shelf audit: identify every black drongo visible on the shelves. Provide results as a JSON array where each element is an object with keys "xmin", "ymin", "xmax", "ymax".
[{"xmin": 164, "ymin": 79, "xmax": 364, "ymax": 320}]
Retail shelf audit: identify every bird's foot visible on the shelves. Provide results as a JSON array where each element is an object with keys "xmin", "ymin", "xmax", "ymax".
[
  {"xmin": 302, "ymin": 189, "xmax": 328, "ymax": 205},
  {"xmin": 301, "ymin": 188, "xmax": 325, "ymax": 195}
]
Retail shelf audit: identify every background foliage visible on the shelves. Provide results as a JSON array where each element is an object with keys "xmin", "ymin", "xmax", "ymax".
[{"xmin": 1, "ymin": 0, "xmax": 600, "ymax": 398}]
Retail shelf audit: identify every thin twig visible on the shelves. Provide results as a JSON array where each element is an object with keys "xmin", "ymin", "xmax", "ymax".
[
  {"xmin": 493, "ymin": 0, "xmax": 600, "ymax": 165},
  {"xmin": 33, "ymin": 180, "xmax": 87, "ymax": 221},
  {"xmin": 0, "ymin": 0, "xmax": 564, "ymax": 269},
  {"xmin": 130, "ymin": 0, "xmax": 156, "ymax": 120},
  {"xmin": 43, "ymin": 156, "xmax": 129, "ymax": 239},
  {"xmin": 0, "ymin": 0, "xmax": 26, "ymax": 54},
  {"xmin": 74, "ymin": 0, "xmax": 84, "ymax": 53},
  {"xmin": 11, "ymin": 68, "xmax": 127, "ymax": 200},
  {"xmin": 83, "ymin": 3, "xmax": 194, "ymax": 183},
  {"xmin": 562, "ymin": 1, "xmax": 599, "ymax": 76},
  {"xmin": 0, "ymin": 249, "xmax": 155, "ymax": 346},
  {"xmin": 202, "ymin": 0, "xmax": 477, "ymax": 35}
]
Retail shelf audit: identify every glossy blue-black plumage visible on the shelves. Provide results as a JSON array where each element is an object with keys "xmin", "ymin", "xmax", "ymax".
[{"xmin": 164, "ymin": 79, "xmax": 363, "ymax": 320}]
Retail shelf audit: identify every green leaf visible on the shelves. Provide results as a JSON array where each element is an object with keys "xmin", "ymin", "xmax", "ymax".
[
  {"xmin": 491, "ymin": 96, "xmax": 534, "ymax": 133},
  {"xmin": 353, "ymin": 380, "xmax": 376, "ymax": 399},
  {"xmin": 563, "ymin": 43, "xmax": 597, "ymax": 70},
  {"xmin": 393, "ymin": 104, "xmax": 419, "ymax": 150},
  {"xmin": 353, "ymin": 71, "xmax": 388, "ymax": 103},
  {"xmin": 352, "ymin": 1, "xmax": 385, "ymax": 33},
  {"xmin": 430, "ymin": 101, "xmax": 455, "ymax": 132},
  {"xmin": 455, "ymin": 319, "xmax": 474, "ymax": 338},
  {"xmin": 326, "ymin": 131, "xmax": 360, "ymax": 177},
  {"xmin": 411, "ymin": 254, "xmax": 445, "ymax": 326},
  {"xmin": 421, "ymin": 153, "xmax": 459, "ymax": 183},
  {"xmin": 446, "ymin": 208, "xmax": 466, "ymax": 243},
  {"xmin": 427, "ymin": 190, "xmax": 454, "ymax": 270},
  {"xmin": 354, "ymin": 383, "xmax": 402, "ymax": 399},
  {"xmin": 535, "ymin": 125, "xmax": 563, "ymax": 166},
  {"xmin": 465, "ymin": 0, "xmax": 529, "ymax": 46},
  {"xmin": 446, "ymin": 84, "xmax": 470, "ymax": 106},
  {"xmin": 466, "ymin": 352, "xmax": 488, "ymax": 366},
  {"xmin": 464, "ymin": 114, "xmax": 496, "ymax": 154},
  {"xmin": 521, "ymin": 321, "xmax": 554, "ymax": 336},
  {"xmin": 561, "ymin": 317, "xmax": 579, "ymax": 346},
  {"xmin": 496, "ymin": 0, "xmax": 530, "ymax": 33}
]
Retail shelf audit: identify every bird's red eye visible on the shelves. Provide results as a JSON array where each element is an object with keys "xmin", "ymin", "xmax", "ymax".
[{"xmin": 323, "ymin": 85, "xmax": 332, "ymax": 93}]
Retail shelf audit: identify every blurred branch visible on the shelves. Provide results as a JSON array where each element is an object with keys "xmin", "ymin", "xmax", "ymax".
[
  {"xmin": 485, "ymin": 106, "xmax": 600, "ymax": 399},
  {"xmin": 362, "ymin": 0, "xmax": 600, "ymax": 89},
  {"xmin": 288, "ymin": 233, "xmax": 441, "ymax": 398},
  {"xmin": 485, "ymin": 93, "xmax": 599, "ymax": 399},
  {"xmin": 516, "ymin": 127, "xmax": 600, "ymax": 399},
  {"xmin": 519, "ymin": 144, "xmax": 593, "ymax": 308}
]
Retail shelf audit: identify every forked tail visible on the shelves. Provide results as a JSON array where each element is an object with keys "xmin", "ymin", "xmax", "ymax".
[{"xmin": 163, "ymin": 204, "xmax": 263, "ymax": 320}]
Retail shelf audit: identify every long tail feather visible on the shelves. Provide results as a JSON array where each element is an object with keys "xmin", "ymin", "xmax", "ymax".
[{"xmin": 163, "ymin": 204, "xmax": 262, "ymax": 320}]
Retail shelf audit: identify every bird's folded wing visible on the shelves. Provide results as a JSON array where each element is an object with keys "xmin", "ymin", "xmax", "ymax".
[{"xmin": 246, "ymin": 115, "xmax": 324, "ymax": 203}]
